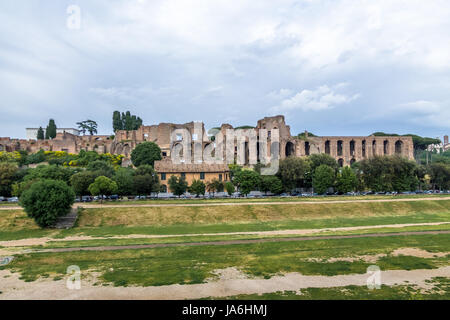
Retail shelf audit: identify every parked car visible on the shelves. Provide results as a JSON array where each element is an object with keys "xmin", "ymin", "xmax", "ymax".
[
  {"xmin": 109, "ymin": 195, "xmax": 119, "ymax": 200},
  {"xmin": 7, "ymin": 197, "xmax": 19, "ymax": 203},
  {"xmin": 81, "ymin": 196, "xmax": 92, "ymax": 202},
  {"xmin": 0, "ymin": 196, "xmax": 6, "ymax": 202}
]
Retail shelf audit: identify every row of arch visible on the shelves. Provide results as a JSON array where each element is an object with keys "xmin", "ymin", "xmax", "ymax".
[{"xmin": 285, "ymin": 139, "xmax": 404, "ymax": 158}]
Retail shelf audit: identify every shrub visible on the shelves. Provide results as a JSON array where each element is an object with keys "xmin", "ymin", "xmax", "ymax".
[{"xmin": 20, "ymin": 180, "xmax": 75, "ymax": 227}]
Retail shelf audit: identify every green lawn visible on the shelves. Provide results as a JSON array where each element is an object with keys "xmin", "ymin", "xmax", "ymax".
[{"xmin": 2, "ymin": 233, "xmax": 449, "ymax": 286}]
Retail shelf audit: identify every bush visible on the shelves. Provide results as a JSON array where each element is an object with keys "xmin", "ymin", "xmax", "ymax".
[{"xmin": 20, "ymin": 180, "xmax": 75, "ymax": 227}]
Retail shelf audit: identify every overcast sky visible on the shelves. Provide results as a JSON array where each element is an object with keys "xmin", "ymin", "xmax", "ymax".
[{"xmin": 1, "ymin": 0, "xmax": 449, "ymax": 139}]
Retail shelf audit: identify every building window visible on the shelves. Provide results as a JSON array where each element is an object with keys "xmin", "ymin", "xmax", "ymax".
[
  {"xmin": 161, "ymin": 173, "xmax": 166, "ymax": 181},
  {"xmin": 181, "ymin": 172, "xmax": 186, "ymax": 179},
  {"xmin": 162, "ymin": 152, "xmax": 167, "ymax": 157},
  {"xmin": 219, "ymin": 174, "xmax": 223, "ymax": 181},
  {"xmin": 200, "ymin": 172, "xmax": 205, "ymax": 180}
]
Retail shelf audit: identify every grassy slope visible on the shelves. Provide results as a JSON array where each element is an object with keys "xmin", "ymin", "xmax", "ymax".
[
  {"xmin": 1, "ymin": 200, "xmax": 449, "ymax": 240},
  {"xmin": 2, "ymin": 233, "xmax": 449, "ymax": 286}
]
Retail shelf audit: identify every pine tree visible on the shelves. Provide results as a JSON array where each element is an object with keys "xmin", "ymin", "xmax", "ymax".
[{"xmin": 37, "ymin": 127, "xmax": 45, "ymax": 140}]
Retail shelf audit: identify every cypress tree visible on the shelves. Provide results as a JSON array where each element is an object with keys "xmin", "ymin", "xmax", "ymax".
[
  {"xmin": 46, "ymin": 119, "xmax": 57, "ymax": 139},
  {"xmin": 37, "ymin": 127, "xmax": 45, "ymax": 140},
  {"xmin": 113, "ymin": 111, "xmax": 122, "ymax": 132}
]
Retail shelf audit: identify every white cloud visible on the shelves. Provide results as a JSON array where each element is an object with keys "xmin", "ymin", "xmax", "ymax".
[
  {"xmin": 271, "ymin": 84, "xmax": 359, "ymax": 112},
  {"xmin": 397, "ymin": 100, "xmax": 450, "ymax": 128}
]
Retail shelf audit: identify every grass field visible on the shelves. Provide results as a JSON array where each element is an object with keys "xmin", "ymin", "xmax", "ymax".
[{"xmin": 0, "ymin": 197, "xmax": 449, "ymax": 299}]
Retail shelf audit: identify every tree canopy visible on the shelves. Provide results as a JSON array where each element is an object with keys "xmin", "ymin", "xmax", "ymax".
[{"xmin": 131, "ymin": 142, "xmax": 162, "ymax": 167}]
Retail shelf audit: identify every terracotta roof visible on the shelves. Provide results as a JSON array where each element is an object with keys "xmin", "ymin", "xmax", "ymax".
[{"xmin": 154, "ymin": 160, "xmax": 229, "ymax": 173}]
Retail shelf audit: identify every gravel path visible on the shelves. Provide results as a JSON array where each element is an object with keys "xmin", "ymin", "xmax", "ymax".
[
  {"xmin": 32, "ymin": 230, "xmax": 450, "ymax": 253},
  {"xmin": 1, "ymin": 196, "xmax": 449, "ymax": 210},
  {"xmin": 1, "ymin": 266, "xmax": 448, "ymax": 300}
]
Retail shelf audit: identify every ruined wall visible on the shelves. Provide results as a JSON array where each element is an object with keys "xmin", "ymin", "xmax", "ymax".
[{"xmin": 0, "ymin": 116, "xmax": 415, "ymax": 167}]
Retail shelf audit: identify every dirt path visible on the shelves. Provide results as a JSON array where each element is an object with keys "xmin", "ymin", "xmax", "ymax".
[
  {"xmin": 1, "ymin": 196, "xmax": 449, "ymax": 210},
  {"xmin": 1, "ymin": 221, "xmax": 449, "ymax": 249},
  {"xmin": 1, "ymin": 266, "xmax": 448, "ymax": 300},
  {"xmin": 30, "ymin": 230, "xmax": 450, "ymax": 253}
]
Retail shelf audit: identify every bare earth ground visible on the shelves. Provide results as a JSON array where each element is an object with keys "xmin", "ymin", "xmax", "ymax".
[
  {"xmin": 1, "ymin": 221, "xmax": 449, "ymax": 249},
  {"xmin": 1, "ymin": 266, "xmax": 449, "ymax": 300},
  {"xmin": 1, "ymin": 196, "xmax": 449, "ymax": 211}
]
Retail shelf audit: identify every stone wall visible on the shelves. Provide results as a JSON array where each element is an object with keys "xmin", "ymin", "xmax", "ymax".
[{"xmin": 0, "ymin": 116, "xmax": 415, "ymax": 167}]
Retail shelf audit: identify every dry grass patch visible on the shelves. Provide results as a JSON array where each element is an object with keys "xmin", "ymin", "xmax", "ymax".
[
  {"xmin": 0, "ymin": 210, "xmax": 39, "ymax": 232},
  {"xmin": 77, "ymin": 200, "xmax": 450, "ymax": 228}
]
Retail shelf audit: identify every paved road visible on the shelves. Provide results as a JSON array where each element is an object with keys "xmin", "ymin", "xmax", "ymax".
[
  {"xmin": 2, "ymin": 196, "xmax": 449, "ymax": 210},
  {"xmin": 36, "ymin": 230, "xmax": 450, "ymax": 253}
]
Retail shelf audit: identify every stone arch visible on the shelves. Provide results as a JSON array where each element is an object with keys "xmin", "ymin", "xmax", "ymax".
[
  {"xmin": 285, "ymin": 141, "xmax": 295, "ymax": 157},
  {"xmin": 160, "ymin": 184, "xmax": 167, "ymax": 193},
  {"xmin": 325, "ymin": 140, "xmax": 331, "ymax": 154},
  {"xmin": 337, "ymin": 140, "xmax": 343, "ymax": 156},
  {"xmin": 372, "ymin": 140, "xmax": 377, "ymax": 156},
  {"xmin": 395, "ymin": 140, "xmax": 403, "ymax": 155},
  {"xmin": 383, "ymin": 140, "xmax": 389, "ymax": 155},
  {"xmin": 305, "ymin": 141, "xmax": 310, "ymax": 156},
  {"xmin": 350, "ymin": 158, "xmax": 356, "ymax": 166},
  {"xmin": 350, "ymin": 140, "xmax": 355, "ymax": 156},
  {"xmin": 338, "ymin": 158, "xmax": 344, "ymax": 167},
  {"xmin": 362, "ymin": 140, "xmax": 366, "ymax": 158}
]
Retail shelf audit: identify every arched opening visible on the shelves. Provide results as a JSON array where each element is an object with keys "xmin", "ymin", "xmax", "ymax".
[
  {"xmin": 350, "ymin": 158, "xmax": 356, "ymax": 166},
  {"xmin": 160, "ymin": 185, "xmax": 167, "ymax": 193},
  {"xmin": 350, "ymin": 140, "xmax": 355, "ymax": 156},
  {"xmin": 338, "ymin": 158, "xmax": 344, "ymax": 167},
  {"xmin": 383, "ymin": 140, "xmax": 389, "ymax": 155},
  {"xmin": 372, "ymin": 140, "xmax": 377, "ymax": 156},
  {"xmin": 285, "ymin": 141, "xmax": 295, "ymax": 157},
  {"xmin": 362, "ymin": 140, "xmax": 366, "ymax": 158},
  {"xmin": 395, "ymin": 140, "xmax": 403, "ymax": 155},
  {"xmin": 337, "ymin": 140, "xmax": 343, "ymax": 156},
  {"xmin": 325, "ymin": 140, "xmax": 330, "ymax": 154},
  {"xmin": 305, "ymin": 142, "xmax": 310, "ymax": 156}
]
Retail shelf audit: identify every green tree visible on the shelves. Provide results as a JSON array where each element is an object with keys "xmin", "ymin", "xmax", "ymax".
[
  {"xmin": 24, "ymin": 165, "xmax": 76, "ymax": 183},
  {"xmin": 429, "ymin": 163, "xmax": 450, "ymax": 190},
  {"xmin": 113, "ymin": 111, "xmax": 123, "ymax": 132},
  {"xmin": 206, "ymin": 179, "xmax": 223, "ymax": 197},
  {"xmin": 77, "ymin": 120, "xmax": 98, "ymax": 135},
  {"xmin": 132, "ymin": 165, "xmax": 160, "ymax": 196},
  {"xmin": 113, "ymin": 167, "xmax": 135, "ymax": 196},
  {"xmin": 37, "ymin": 127, "xmax": 45, "ymax": 140},
  {"xmin": 190, "ymin": 179, "xmax": 206, "ymax": 197},
  {"xmin": 131, "ymin": 142, "xmax": 162, "ymax": 167},
  {"xmin": 336, "ymin": 166, "xmax": 358, "ymax": 194},
  {"xmin": 277, "ymin": 157, "xmax": 311, "ymax": 192},
  {"xmin": 224, "ymin": 181, "xmax": 235, "ymax": 196},
  {"xmin": 70, "ymin": 171, "xmax": 97, "ymax": 200},
  {"xmin": 308, "ymin": 153, "xmax": 338, "ymax": 173},
  {"xmin": 87, "ymin": 160, "xmax": 115, "ymax": 178},
  {"xmin": 233, "ymin": 170, "xmax": 261, "ymax": 196},
  {"xmin": 260, "ymin": 175, "xmax": 283, "ymax": 195},
  {"xmin": 45, "ymin": 119, "xmax": 57, "ymax": 139},
  {"xmin": 168, "ymin": 175, "xmax": 188, "ymax": 197},
  {"xmin": 88, "ymin": 176, "xmax": 118, "ymax": 203},
  {"xmin": 312, "ymin": 165, "xmax": 335, "ymax": 195},
  {"xmin": 20, "ymin": 179, "xmax": 75, "ymax": 228},
  {"xmin": 0, "ymin": 162, "xmax": 19, "ymax": 197}
]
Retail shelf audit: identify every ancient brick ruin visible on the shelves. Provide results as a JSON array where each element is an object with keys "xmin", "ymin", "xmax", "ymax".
[{"xmin": 0, "ymin": 115, "xmax": 414, "ymax": 167}]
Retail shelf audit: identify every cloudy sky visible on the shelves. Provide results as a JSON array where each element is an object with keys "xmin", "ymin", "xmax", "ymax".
[{"xmin": 1, "ymin": 0, "xmax": 449, "ymax": 139}]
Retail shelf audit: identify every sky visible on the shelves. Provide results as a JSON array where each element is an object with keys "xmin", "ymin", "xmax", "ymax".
[{"xmin": 1, "ymin": 0, "xmax": 449, "ymax": 140}]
